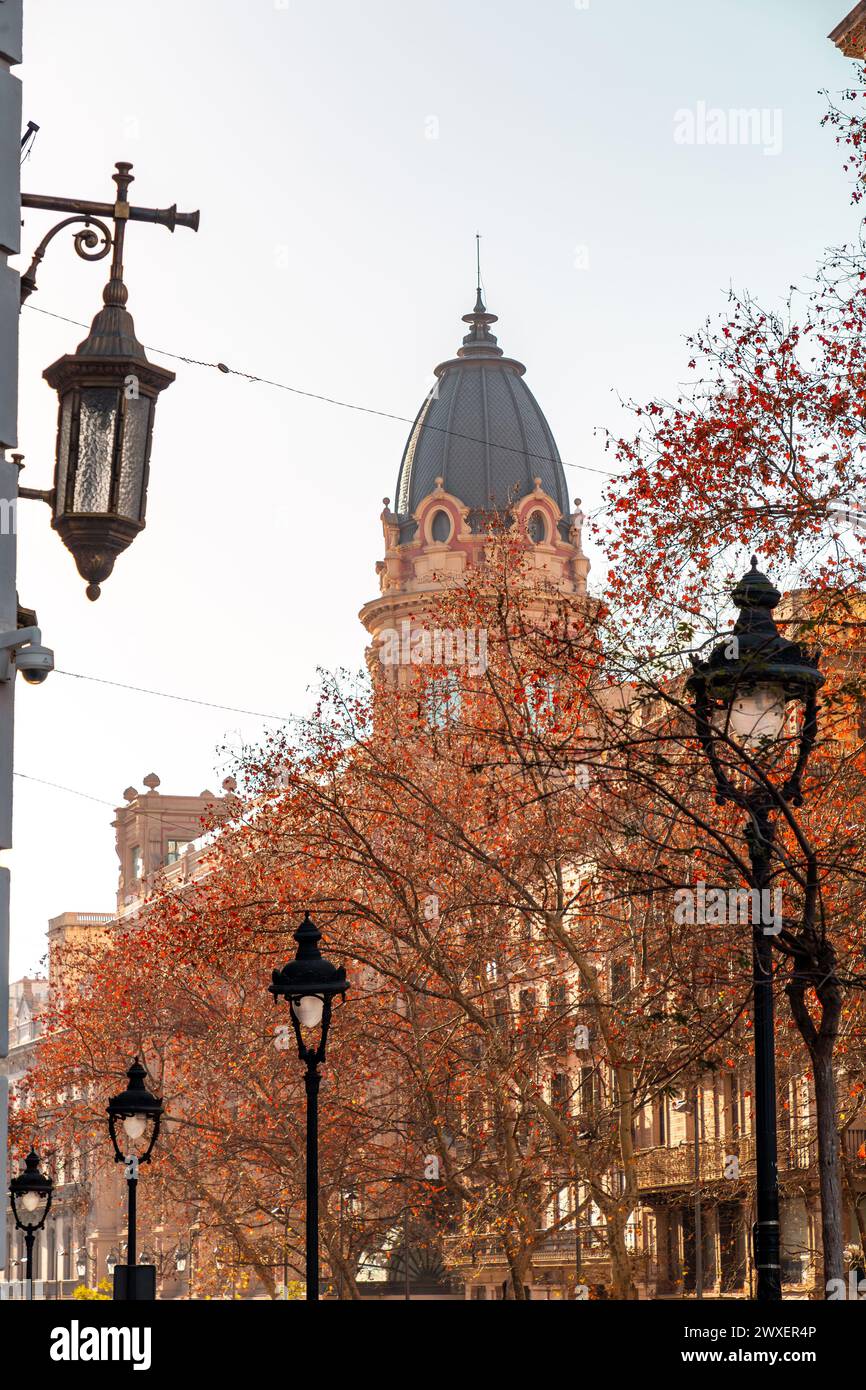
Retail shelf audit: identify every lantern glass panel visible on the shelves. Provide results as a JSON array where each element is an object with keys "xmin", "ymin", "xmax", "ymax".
[
  {"xmin": 21, "ymin": 1191, "xmax": 41, "ymax": 1213},
  {"xmin": 117, "ymin": 395, "xmax": 152, "ymax": 521},
  {"xmin": 74, "ymin": 387, "xmax": 120, "ymax": 513},
  {"xmin": 711, "ymin": 682, "xmax": 787, "ymax": 747},
  {"xmin": 292, "ymin": 995, "xmax": 325, "ymax": 1029},
  {"xmin": 123, "ymin": 1114, "xmax": 148, "ymax": 1141},
  {"xmin": 54, "ymin": 393, "xmax": 75, "ymax": 517}
]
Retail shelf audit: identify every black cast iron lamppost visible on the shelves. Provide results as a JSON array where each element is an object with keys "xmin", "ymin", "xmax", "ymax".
[
  {"xmin": 107, "ymin": 1058, "xmax": 164, "ymax": 1301},
  {"xmin": 687, "ymin": 556, "xmax": 823, "ymax": 1302},
  {"xmin": 17, "ymin": 161, "xmax": 198, "ymax": 599},
  {"xmin": 9, "ymin": 1148, "xmax": 53, "ymax": 1298},
  {"xmin": 269, "ymin": 913, "xmax": 349, "ymax": 1302}
]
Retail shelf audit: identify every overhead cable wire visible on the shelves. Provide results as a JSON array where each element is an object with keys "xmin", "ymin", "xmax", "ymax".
[
  {"xmin": 23, "ymin": 303, "xmax": 620, "ymax": 480},
  {"xmin": 14, "ymin": 771, "xmax": 115, "ymax": 806},
  {"xmin": 54, "ymin": 668, "xmax": 294, "ymax": 723}
]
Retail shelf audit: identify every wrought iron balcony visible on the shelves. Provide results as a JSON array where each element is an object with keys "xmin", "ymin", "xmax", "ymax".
[{"xmin": 634, "ymin": 1131, "xmax": 822, "ymax": 1191}]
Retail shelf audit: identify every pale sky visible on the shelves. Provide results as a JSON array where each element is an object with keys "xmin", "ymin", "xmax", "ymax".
[{"xmin": 7, "ymin": 0, "xmax": 860, "ymax": 974}]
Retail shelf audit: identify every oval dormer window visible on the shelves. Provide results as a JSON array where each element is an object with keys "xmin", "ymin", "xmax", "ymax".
[
  {"xmin": 431, "ymin": 509, "xmax": 452, "ymax": 543},
  {"xmin": 527, "ymin": 510, "xmax": 547, "ymax": 544}
]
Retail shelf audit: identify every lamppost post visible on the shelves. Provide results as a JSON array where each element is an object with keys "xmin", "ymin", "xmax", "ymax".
[
  {"xmin": 745, "ymin": 796, "xmax": 781, "ymax": 1299},
  {"xmin": 126, "ymin": 1160, "xmax": 138, "ymax": 1269},
  {"xmin": 304, "ymin": 1057, "xmax": 320, "ymax": 1297},
  {"xmin": 23, "ymin": 1226, "xmax": 35, "ymax": 1290},
  {"xmin": 106, "ymin": 1058, "xmax": 163, "ymax": 1301},
  {"xmin": 687, "ymin": 556, "xmax": 823, "ymax": 1302},
  {"xmin": 9, "ymin": 1148, "xmax": 53, "ymax": 1299},
  {"xmin": 269, "ymin": 912, "xmax": 348, "ymax": 1302}
]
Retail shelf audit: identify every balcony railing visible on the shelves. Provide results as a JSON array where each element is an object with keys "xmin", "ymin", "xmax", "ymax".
[{"xmin": 634, "ymin": 1131, "xmax": 821, "ymax": 1191}]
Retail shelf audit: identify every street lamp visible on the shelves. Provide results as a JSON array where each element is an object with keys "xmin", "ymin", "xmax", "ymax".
[
  {"xmin": 9, "ymin": 1148, "xmax": 53, "ymax": 1299},
  {"xmin": 18, "ymin": 160, "xmax": 198, "ymax": 599},
  {"xmin": 106, "ymin": 1057, "xmax": 164, "ymax": 1301},
  {"xmin": 76, "ymin": 1247, "xmax": 88, "ymax": 1281},
  {"xmin": 688, "ymin": 556, "xmax": 823, "ymax": 1302},
  {"xmin": 269, "ymin": 913, "xmax": 349, "ymax": 1302}
]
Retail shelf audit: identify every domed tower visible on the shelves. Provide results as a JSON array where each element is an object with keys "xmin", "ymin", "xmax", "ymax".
[{"xmin": 360, "ymin": 287, "xmax": 590, "ymax": 672}]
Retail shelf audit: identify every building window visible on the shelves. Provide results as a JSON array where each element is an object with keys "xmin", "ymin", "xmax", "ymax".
[
  {"xmin": 657, "ymin": 1096, "xmax": 666, "ymax": 1146},
  {"xmin": 430, "ymin": 509, "xmax": 452, "ymax": 543},
  {"xmin": 611, "ymin": 959, "xmax": 631, "ymax": 1001},
  {"xmin": 425, "ymin": 672, "xmax": 461, "ymax": 729},
  {"xmin": 549, "ymin": 981, "xmax": 568, "ymax": 1015},
  {"xmin": 519, "ymin": 987, "xmax": 536, "ymax": 1018},
  {"xmin": 579, "ymin": 1065, "xmax": 596, "ymax": 1116},
  {"xmin": 527, "ymin": 510, "xmax": 547, "ymax": 543},
  {"xmin": 166, "ymin": 838, "xmax": 191, "ymax": 865},
  {"xmin": 524, "ymin": 677, "xmax": 556, "ymax": 729},
  {"xmin": 131, "ymin": 844, "xmax": 142, "ymax": 880},
  {"xmin": 551, "ymin": 1071, "xmax": 570, "ymax": 1115}
]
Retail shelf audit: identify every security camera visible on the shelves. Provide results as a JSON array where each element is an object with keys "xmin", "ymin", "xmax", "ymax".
[
  {"xmin": 16, "ymin": 641, "xmax": 54, "ymax": 685},
  {"xmin": 0, "ymin": 626, "xmax": 54, "ymax": 685}
]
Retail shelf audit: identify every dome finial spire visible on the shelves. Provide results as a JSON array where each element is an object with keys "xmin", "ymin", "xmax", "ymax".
[{"xmin": 460, "ymin": 235, "xmax": 503, "ymax": 359}]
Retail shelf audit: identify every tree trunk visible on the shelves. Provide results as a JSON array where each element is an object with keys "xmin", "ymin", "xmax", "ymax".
[
  {"xmin": 605, "ymin": 1204, "xmax": 638, "ymax": 1299},
  {"xmin": 324, "ymin": 1237, "xmax": 363, "ymax": 1300},
  {"xmin": 503, "ymin": 1240, "xmax": 531, "ymax": 1299},
  {"xmin": 785, "ymin": 937, "xmax": 845, "ymax": 1296},
  {"xmin": 812, "ymin": 1049, "xmax": 845, "ymax": 1292}
]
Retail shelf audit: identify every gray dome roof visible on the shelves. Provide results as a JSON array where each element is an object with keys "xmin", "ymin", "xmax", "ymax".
[{"xmin": 394, "ymin": 291, "xmax": 570, "ymax": 537}]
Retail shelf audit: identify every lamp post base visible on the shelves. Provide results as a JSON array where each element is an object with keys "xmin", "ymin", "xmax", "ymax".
[{"xmin": 113, "ymin": 1265, "xmax": 156, "ymax": 1301}]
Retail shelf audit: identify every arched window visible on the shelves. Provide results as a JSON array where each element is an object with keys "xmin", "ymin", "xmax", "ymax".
[
  {"xmin": 430, "ymin": 509, "xmax": 451, "ymax": 543},
  {"xmin": 527, "ymin": 510, "xmax": 547, "ymax": 543}
]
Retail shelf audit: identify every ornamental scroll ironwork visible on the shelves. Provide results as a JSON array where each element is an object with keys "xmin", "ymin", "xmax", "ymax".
[{"xmin": 20, "ymin": 214, "xmax": 113, "ymax": 304}]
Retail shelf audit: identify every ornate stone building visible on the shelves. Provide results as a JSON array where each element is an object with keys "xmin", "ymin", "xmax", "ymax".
[
  {"xmin": 359, "ymin": 287, "xmax": 589, "ymax": 674},
  {"xmin": 830, "ymin": 2, "xmax": 866, "ymax": 57}
]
